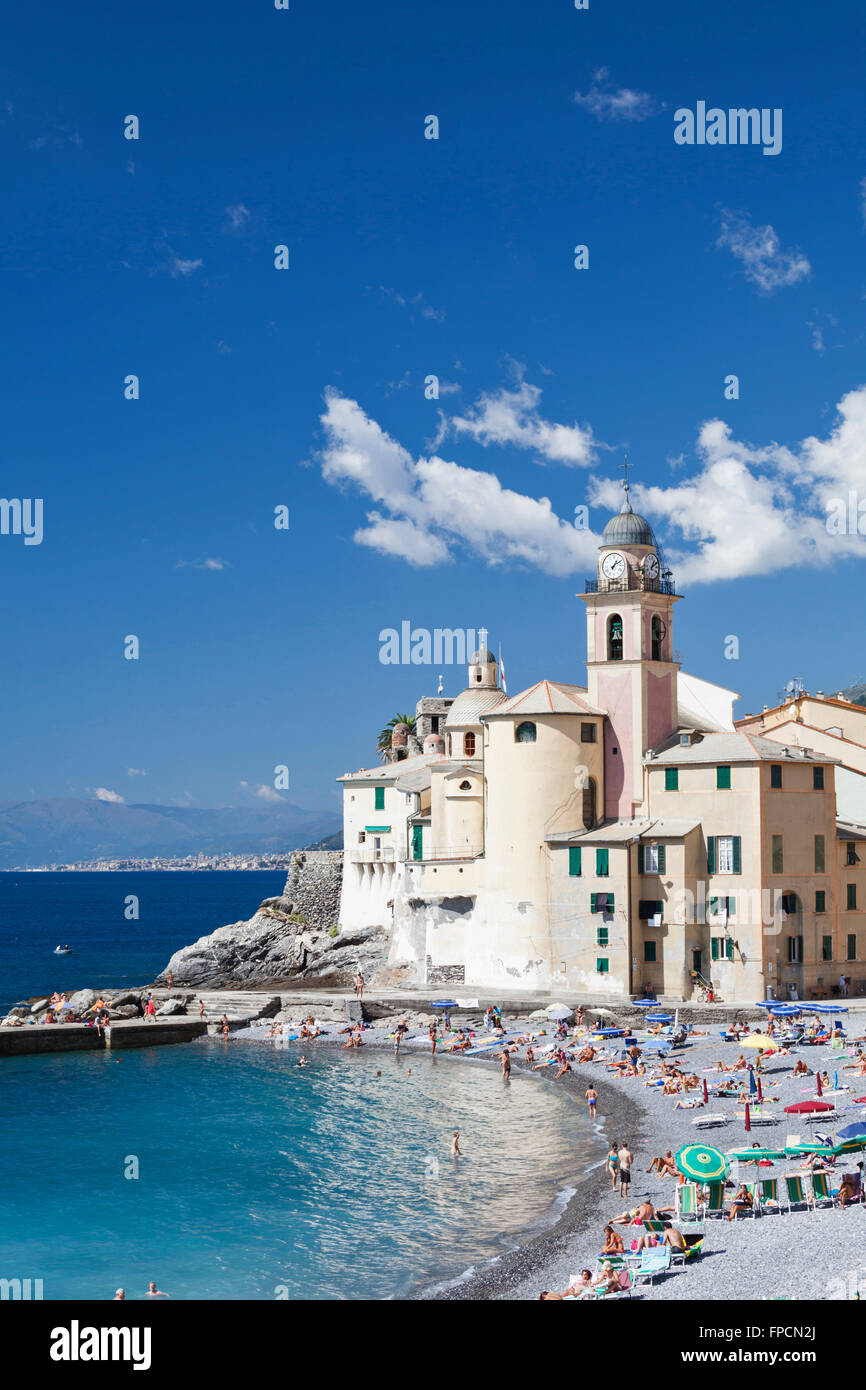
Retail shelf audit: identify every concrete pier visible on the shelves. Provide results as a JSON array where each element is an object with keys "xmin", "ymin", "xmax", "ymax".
[{"xmin": 0, "ymin": 1018, "xmax": 206, "ymax": 1057}]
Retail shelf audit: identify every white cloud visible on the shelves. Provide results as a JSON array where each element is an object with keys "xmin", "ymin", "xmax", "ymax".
[
  {"xmin": 573, "ymin": 68, "xmax": 657, "ymax": 122},
  {"xmin": 319, "ymin": 380, "xmax": 866, "ymax": 586},
  {"xmin": 93, "ymin": 787, "xmax": 125, "ymax": 804},
  {"xmin": 446, "ymin": 374, "xmax": 599, "ymax": 466},
  {"xmin": 318, "ymin": 388, "xmax": 599, "ymax": 575},
  {"xmin": 127, "ymin": 768, "xmax": 146, "ymax": 777},
  {"xmin": 240, "ymin": 780, "xmax": 283, "ymax": 803},
  {"xmin": 174, "ymin": 558, "xmax": 229, "ymax": 571},
  {"xmin": 168, "ymin": 253, "xmax": 203, "ymax": 279},
  {"xmin": 716, "ymin": 209, "xmax": 810, "ymax": 293},
  {"xmin": 379, "ymin": 286, "xmax": 445, "ymax": 322},
  {"xmin": 225, "ymin": 203, "xmax": 250, "ymax": 231}
]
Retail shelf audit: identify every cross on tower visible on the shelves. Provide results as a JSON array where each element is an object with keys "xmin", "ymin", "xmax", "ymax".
[{"xmin": 621, "ymin": 452, "xmax": 631, "ymax": 501}]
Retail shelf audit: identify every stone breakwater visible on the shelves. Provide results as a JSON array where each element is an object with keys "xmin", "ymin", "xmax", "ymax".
[{"xmin": 156, "ymin": 849, "xmax": 388, "ymax": 989}]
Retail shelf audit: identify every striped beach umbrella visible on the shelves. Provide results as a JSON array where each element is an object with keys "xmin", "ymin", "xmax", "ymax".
[{"xmin": 676, "ymin": 1143, "xmax": 729, "ymax": 1182}]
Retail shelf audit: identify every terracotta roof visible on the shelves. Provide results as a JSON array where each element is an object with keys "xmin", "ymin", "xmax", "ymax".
[{"xmin": 483, "ymin": 680, "xmax": 605, "ymax": 718}]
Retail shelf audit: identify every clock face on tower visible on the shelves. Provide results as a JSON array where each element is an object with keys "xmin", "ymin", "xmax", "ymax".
[
  {"xmin": 601, "ymin": 551, "xmax": 625, "ymax": 580},
  {"xmin": 643, "ymin": 553, "xmax": 660, "ymax": 580}
]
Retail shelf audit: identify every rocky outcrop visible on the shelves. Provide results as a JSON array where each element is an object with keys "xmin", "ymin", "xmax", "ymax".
[{"xmin": 156, "ymin": 848, "xmax": 382, "ymax": 989}]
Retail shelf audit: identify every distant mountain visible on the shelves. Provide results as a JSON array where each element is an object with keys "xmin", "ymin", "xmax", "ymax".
[
  {"xmin": 839, "ymin": 683, "xmax": 866, "ymax": 708},
  {"xmin": 0, "ymin": 798, "xmax": 340, "ymax": 869},
  {"xmin": 304, "ymin": 830, "xmax": 343, "ymax": 851}
]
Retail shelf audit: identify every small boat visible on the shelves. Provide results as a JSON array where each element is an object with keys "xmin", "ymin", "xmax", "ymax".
[{"xmin": 53, "ymin": 946, "xmax": 72, "ymax": 954}]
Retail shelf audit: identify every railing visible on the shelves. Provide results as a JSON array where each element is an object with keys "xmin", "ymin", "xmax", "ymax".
[
  {"xmin": 415, "ymin": 845, "xmax": 483, "ymax": 863},
  {"xmin": 584, "ymin": 577, "xmax": 678, "ymax": 596},
  {"xmin": 349, "ymin": 846, "xmax": 397, "ymax": 864}
]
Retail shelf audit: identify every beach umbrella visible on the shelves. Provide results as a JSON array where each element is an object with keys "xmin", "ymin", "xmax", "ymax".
[
  {"xmin": 592, "ymin": 1027, "xmax": 625, "ymax": 1036},
  {"xmin": 676, "ymin": 1143, "xmax": 729, "ymax": 1182},
  {"xmin": 588, "ymin": 1007, "xmax": 616, "ymax": 1018},
  {"xmin": 749, "ymin": 1067, "xmax": 758, "ymax": 1096},
  {"xmin": 703, "ymin": 1078, "xmax": 709, "ymax": 1104},
  {"xmin": 632, "ymin": 999, "xmax": 657, "ymax": 1007},
  {"xmin": 784, "ymin": 1100, "xmax": 835, "ymax": 1114},
  {"xmin": 785, "ymin": 1142, "xmax": 835, "ymax": 1159},
  {"xmin": 728, "ymin": 1146, "xmax": 787, "ymax": 1162},
  {"xmin": 546, "ymin": 1006, "xmax": 573, "ymax": 1020},
  {"xmin": 816, "ymin": 1072, "xmax": 823, "ymax": 1096},
  {"xmin": 741, "ymin": 1034, "xmax": 779, "ymax": 1051},
  {"xmin": 647, "ymin": 1013, "xmax": 673, "ymax": 1022},
  {"xmin": 854, "ymin": 1097, "xmax": 866, "ymax": 1106},
  {"xmin": 836, "ymin": 1122, "xmax": 866, "ymax": 1141},
  {"xmin": 834, "ymin": 1137, "xmax": 866, "ymax": 1156},
  {"xmin": 757, "ymin": 1076, "xmax": 764, "ymax": 1103},
  {"xmin": 431, "ymin": 1000, "xmax": 458, "ymax": 1008},
  {"xmin": 744, "ymin": 1102, "xmax": 751, "ymax": 1132}
]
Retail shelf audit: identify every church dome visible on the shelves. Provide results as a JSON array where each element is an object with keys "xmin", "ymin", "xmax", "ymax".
[
  {"xmin": 602, "ymin": 499, "xmax": 655, "ymax": 547},
  {"xmin": 470, "ymin": 648, "xmax": 495, "ymax": 664},
  {"xmin": 445, "ymin": 687, "xmax": 507, "ymax": 727}
]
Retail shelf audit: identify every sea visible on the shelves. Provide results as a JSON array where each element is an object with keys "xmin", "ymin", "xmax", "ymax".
[{"xmin": 0, "ymin": 872, "xmax": 600, "ymax": 1300}]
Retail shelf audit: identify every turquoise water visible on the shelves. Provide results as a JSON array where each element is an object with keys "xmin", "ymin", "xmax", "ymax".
[
  {"xmin": 0, "ymin": 1039, "xmax": 598, "ymax": 1300},
  {"xmin": 0, "ymin": 870, "xmax": 287, "ymax": 1011}
]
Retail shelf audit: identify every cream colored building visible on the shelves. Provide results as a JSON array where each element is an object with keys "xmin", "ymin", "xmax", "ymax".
[{"xmin": 337, "ymin": 490, "xmax": 866, "ymax": 1002}]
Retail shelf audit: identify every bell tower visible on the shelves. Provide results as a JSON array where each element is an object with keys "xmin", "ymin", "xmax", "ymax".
[{"xmin": 580, "ymin": 466, "xmax": 681, "ymax": 819}]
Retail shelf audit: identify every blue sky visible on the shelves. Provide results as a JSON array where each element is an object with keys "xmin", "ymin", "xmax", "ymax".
[{"xmin": 2, "ymin": 0, "xmax": 865, "ymax": 821}]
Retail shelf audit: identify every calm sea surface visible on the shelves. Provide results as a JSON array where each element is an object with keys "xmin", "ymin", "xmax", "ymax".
[{"xmin": 0, "ymin": 870, "xmax": 287, "ymax": 1010}]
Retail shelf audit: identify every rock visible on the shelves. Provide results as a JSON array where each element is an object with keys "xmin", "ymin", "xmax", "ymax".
[
  {"xmin": 108, "ymin": 990, "xmax": 142, "ymax": 1009},
  {"xmin": 156, "ymin": 998, "xmax": 186, "ymax": 1016},
  {"xmin": 5, "ymin": 1005, "xmax": 31, "ymax": 1019},
  {"xmin": 67, "ymin": 989, "xmax": 99, "ymax": 1016},
  {"xmin": 108, "ymin": 1004, "xmax": 140, "ymax": 1019}
]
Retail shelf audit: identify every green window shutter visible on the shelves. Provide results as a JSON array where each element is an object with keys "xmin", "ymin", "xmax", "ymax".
[
  {"xmin": 590, "ymin": 892, "xmax": 597, "ymax": 913},
  {"xmin": 732, "ymin": 836, "xmax": 742, "ymax": 874},
  {"xmin": 657, "ymin": 845, "xmax": 666, "ymax": 874},
  {"xmin": 716, "ymin": 765, "xmax": 731, "ymax": 790},
  {"xmin": 813, "ymin": 766, "xmax": 824, "ymax": 790},
  {"xmin": 814, "ymin": 835, "xmax": 825, "ymax": 873},
  {"xmin": 665, "ymin": 767, "xmax": 678, "ymax": 791},
  {"xmin": 726, "ymin": 938, "xmax": 734, "ymax": 961},
  {"xmin": 637, "ymin": 844, "xmax": 644, "ymax": 874},
  {"xmin": 822, "ymin": 935, "xmax": 832, "ymax": 962},
  {"xmin": 707, "ymin": 837, "xmax": 716, "ymax": 874},
  {"xmin": 848, "ymin": 934, "xmax": 857, "ymax": 961},
  {"xmin": 848, "ymin": 884, "xmax": 857, "ymax": 910},
  {"xmin": 771, "ymin": 764, "xmax": 782, "ymax": 788},
  {"xmin": 711, "ymin": 938, "xmax": 719, "ymax": 961},
  {"xmin": 568, "ymin": 846, "xmax": 582, "ymax": 877},
  {"xmin": 608, "ymin": 893, "xmax": 614, "ymax": 912},
  {"xmin": 708, "ymin": 896, "xmax": 718, "ymax": 915},
  {"xmin": 596, "ymin": 847, "xmax": 609, "ymax": 877},
  {"xmin": 728, "ymin": 897, "xmax": 736, "ymax": 917},
  {"xmin": 596, "ymin": 958, "xmax": 609, "ymax": 974},
  {"xmin": 644, "ymin": 941, "xmax": 657, "ymax": 962},
  {"xmin": 596, "ymin": 926, "xmax": 608, "ymax": 947},
  {"xmin": 374, "ymin": 786, "xmax": 385, "ymax": 811}
]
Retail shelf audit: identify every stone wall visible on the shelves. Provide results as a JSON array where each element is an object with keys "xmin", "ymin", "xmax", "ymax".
[{"xmin": 262, "ymin": 850, "xmax": 343, "ymax": 931}]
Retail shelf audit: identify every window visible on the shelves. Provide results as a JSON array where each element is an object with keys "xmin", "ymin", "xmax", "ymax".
[
  {"xmin": 813, "ymin": 766, "xmax": 824, "ymax": 790},
  {"xmin": 780, "ymin": 892, "xmax": 799, "ymax": 918},
  {"xmin": 709, "ymin": 895, "xmax": 736, "ymax": 920},
  {"xmin": 580, "ymin": 723, "xmax": 596, "ymax": 743},
  {"xmin": 596, "ymin": 847, "xmax": 609, "ymax": 877},
  {"xmin": 608, "ymin": 614, "xmax": 623, "ymax": 662},
  {"xmin": 716, "ymin": 765, "xmax": 731, "ymax": 790},
  {"xmin": 357, "ymin": 831, "xmax": 366, "ymax": 844},
  {"xmin": 665, "ymin": 767, "xmax": 678, "ymax": 791},
  {"xmin": 639, "ymin": 843, "xmax": 666, "ymax": 875},
  {"xmin": 590, "ymin": 892, "xmax": 614, "ymax": 913},
  {"xmin": 770, "ymin": 764, "xmax": 783, "ymax": 789},
  {"xmin": 515, "ymin": 721, "xmax": 536, "ymax": 743},
  {"xmin": 847, "ymin": 883, "xmax": 857, "ymax": 910},
  {"xmin": 816, "ymin": 890, "xmax": 826, "ymax": 913},
  {"xmin": 464, "ymin": 732, "xmax": 476, "ymax": 757},
  {"xmin": 711, "ymin": 937, "xmax": 734, "ymax": 961},
  {"xmin": 771, "ymin": 835, "xmax": 784, "ymax": 874},
  {"xmin": 848, "ymin": 934, "xmax": 857, "ymax": 961},
  {"xmin": 596, "ymin": 926, "xmax": 609, "ymax": 947},
  {"xmin": 374, "ymin": 787, "xmax": 385, "ymax": 811},
  {"xmin": 430, "ymin": 716, "xmax": 439, "ymax": 734},
  {"xmin": 596, "ymin": 958, "xmax": 609, "ymax": 974},
  {"xmin": 708, "ymin": 835, "xmax": 741, "ymax": 875},
  {"xmin": 639, "ymin": 899, "xmax": 663, "ymax": 921},
  {"xmin": 458, "ymin": 779, "xmax": 472, "ymax": 790},
  {"xmin": 814, "ymin": 834, "xmax": 825, "ymax": 873},
  {"xmin": 822, "ymin": 935, "xmax": 833, "ymax": 962},
  {"xmin": 644, "ymin": 940, "xmax": 657, "ymax": 962},
  {"xmin": 847, "ymin": 842, "xmax": 860, "ymax": 866},
  {"xmin": 651, "ymin": 615, "xmax": 664, "ymax": 661},
  {"xmin": 568, "ymin": 846, "xmax": 582, "ymax": 877},
  {"xmin": 787, "ymin": 935, "xmax": 803, "ymax": 963}
]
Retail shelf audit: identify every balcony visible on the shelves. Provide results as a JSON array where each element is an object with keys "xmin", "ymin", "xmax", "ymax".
[
  {"xmin": 584, "ymin": 577, "xmax": 678, "ymax": 596},
  {"xmin": 349, "ymin": 845, "xmax": 397, "ymax": 864},
  {"xmin": 416, "ymin": 845, "xmax": 483, "ymax": 863}
]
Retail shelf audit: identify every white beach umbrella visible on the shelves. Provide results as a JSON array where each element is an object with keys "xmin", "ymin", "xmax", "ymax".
[{"xmin": 589, "ymin": 1007, "xmax": 615, "ymax": 1018}]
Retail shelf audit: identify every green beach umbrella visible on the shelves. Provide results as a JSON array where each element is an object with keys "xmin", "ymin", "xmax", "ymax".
[
  {"xmin": 676, "ymin": 1143, "xmax": 729, "ymax": 1182},
  {"xmin": 785, "ymin": 1143, "xmax": 835, "ymax": 1159},
  {"xmin": 834, "ymin": 1137, "xmax": 866, "ymax": 1156},
  {"xmin": 727, "ymin": 1147, "xmax": 787, "ymax": 1162}
]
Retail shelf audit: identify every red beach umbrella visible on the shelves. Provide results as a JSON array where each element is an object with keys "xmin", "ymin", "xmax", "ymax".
[
  {"xmin": 816, "ymin": 1072, "xmax": 823, "ymax": 1096},
  {"xmin": 703, "ymin": 1078, "xmax": 709, "ymax": 1104},
  {"xmin": 744, "ymin": 1102, "xmax": 751, "ymax": 1132},
  {"xmin": 784, "ymin": 1100, "xmax": 834, "ymax": 1114},
  {"xmin": 757, "ymin": 1077, "xmax": 763, "ymax": 1103}
]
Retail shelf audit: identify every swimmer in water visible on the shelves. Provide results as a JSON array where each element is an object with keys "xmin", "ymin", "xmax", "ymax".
[{"xmin": 451, "ymin": 1130, "xmax": 461, "ymax": 1156}]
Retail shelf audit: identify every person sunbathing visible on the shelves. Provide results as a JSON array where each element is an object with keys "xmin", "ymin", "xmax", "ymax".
[
  {"xmin": 631, "ymin": 1230, "xmax": 661, "ymax": 1253},
  {"xmin": 732, "ymin": 1054, "xmax": 749, "ymax": 1071},
  {"xmin": 611, "ymin": 1200, "xmax": 655, "ymax": 1225},
  {"xmin": 683, "ymin": 1073, "xmax": 700, "ymax": 1091},
  {"xmin": 593, "ymin": 1264, "xmax": 621, "ymax": 1295},
  {"xmin": 525, "ymin": 1046, "xmax": 535, "ymax": 1064},
  {"xmin": 647, "ymin": 1150, "xmax": 677, "ymax": 1177},
  {"xmin": 662, "ymin": 1225, "xmax": 686, "ymax": 1253},
  {"xmin": 662, "ymin": 1079, "xmax": 681, "ymax": 1095},
  {"xmin": 674, "ymin": 1098, "xmax": 704, "ymax": 1109},
  {"xmin": 564, "ymin": 1270, "xmax": 594, "ymax": 1298},
  {"xmin": 793, "ymin": 1058, "xmax": 809, "ymax": 1076},
  {"xmin": 554, "ymin": 1060, "xmax": 572, "ymax": 1078},
  {"xmin": 601, "ymin": 1224, "xmax": 624, "ymax": 1254},
  {"xmin": 838, "ymin": 1174, "xmax": 860, "ymax": 1207},
  {"xmin": 576, "ymin": 1046, "xmax": 596, "ymax": 1062},
  {"xmin": 727, "ymin": 1184, "xmax": 754, "ymax": 1220}
]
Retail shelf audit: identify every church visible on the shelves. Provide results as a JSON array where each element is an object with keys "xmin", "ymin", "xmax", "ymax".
[{"xmin": 336, "ymin": 484, "xmax": 866, "ymax": 1004}]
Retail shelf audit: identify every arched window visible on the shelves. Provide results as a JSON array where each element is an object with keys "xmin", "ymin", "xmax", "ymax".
[
  {"xmin": 459, "ymin": 779, "xmax": 472, "ymax": 790},
  {"xmin": 651, "ymin": 615, "xmax": 664, "ymax": 662},
  {"xmin": 582, "ymin": 777, "xmax": 597, "ymax": 830},
  {"xmin": 608, "ymin": 614, "xmax": 623, "ymax": 661},
  {"xmin": 464, "ymin": 731, "xmax": 476, "ymax": 757},
  {"xmin": 515, "ymin": 721, "xmax": 537, "ymax": 743}
]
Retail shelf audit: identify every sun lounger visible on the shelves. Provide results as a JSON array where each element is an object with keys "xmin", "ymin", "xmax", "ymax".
[
  {"xmin": 782, "ymin": 1173, "xmax": 810, "ymax": 1212},
  {"xmin": 810, "ymin": 1171, "xmax": 835, "ymax": 1208},
  {"xmin": 631, "ymin": 1249, "xmax": 672, "ymax": 1286},
  {"xmin": 758, "ymin": 1177, "xmax": 783, "ymax": 1213},
  {"xmin": 676, "ymin": 1182, "xmax": 700, "ymax": 1219},
  {"xmin": 703, "ymin": 1180, "xmax": 727, "ymax": 1218},
  {"xmin": 693, "ymin": 1112, "xmax": 727, "ymax": 1127}
]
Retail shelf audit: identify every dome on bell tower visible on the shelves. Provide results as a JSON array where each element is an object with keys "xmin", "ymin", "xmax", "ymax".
[{"xmin": 602, "ymin": 496, "xmax": 655, "ymax": 547}]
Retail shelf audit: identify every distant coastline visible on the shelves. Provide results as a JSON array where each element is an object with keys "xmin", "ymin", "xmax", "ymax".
[{"xmin": 1, "ymin": 855, "xmax": 296, "ymax": 873}]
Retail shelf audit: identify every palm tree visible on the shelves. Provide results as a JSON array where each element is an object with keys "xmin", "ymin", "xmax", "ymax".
[{"xmin": 377, "ymin": 713, "xmax": 417, "ymax": 761}]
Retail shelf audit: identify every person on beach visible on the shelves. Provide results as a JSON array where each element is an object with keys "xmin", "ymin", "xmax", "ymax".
[
  {"xmin": 146, "ymin": 1281, "xmax": 170, "ymax": 1297},
  {"xmin": 662, "ymin": 1225, "xmax": 686, "ymax": 1254},
  {"xmin": 525, "ymin": 1045, "xmax": 535, "ymax": 1065},
  {"xmin": 727, "ymin": 1184, "xmax": 754, "ymax": 1220},
  {"xmin": 793, "ymin": 1058, "xmax": 809, "ymax": 1076},
  {"xmin": 198, "ymin": 999, "xmax": 206, "ymax": 1020},
  {"xmin": 222, "ymin": 1022, "xmax": 229, "ymax": 1040},
  {"xmin": 428, "ymin": 1023, "xmax": 437, "ymax": 1055},
  {"xmin": 166, "ymin": 970, "xmax": 174, "ymax": 992},
  {"xmin": 606, "ymin": 1143, "xmax": 620, "ymax": 1191},
  {"xmin": 394, "ymin": 1020, "xmax": 408, "ymax": 1058},
  {"xmin": 838, "ymin": 1173, "xmax": 860, "ymax": 1207},
  {"xmin": 501, "ymin": 1050, "xmax": 511, "ymax": 1079},
  {"xmin": 585, "ymin": 1085, "xmax": 598, "ymax": 1118},
  {"xmin": 554, "ymin": 1057, "xmax": 572, "ymax": 1079},
  {"xmin": 354, "ymin": 971, "xmax": 364, "ymax": 999},
  {"xmin": 451, "ymin": 1130, "xmax": 461, "ymax": 1156},
  {"xmin": 577, "ymin": 1045, "xmax": 596, "ymax": 1063},
  {"xmin": 144, "ymin": 994, "xmax": 156, "ymax": 1022},
  {"xmin": 617, "ymin": 1143, "xmax": 632, "ymax": 1198},
  {"xmin": 564, "ymin": 1270, "xmax": 594, "ymax": 1298},
  {"xmin": 601, "ymin": 1224, "xmax": 624, "ymax": 1254},
  {"xmin": 647, "ymin": 1149, "xmax": 677, "ymax": 1177}
]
